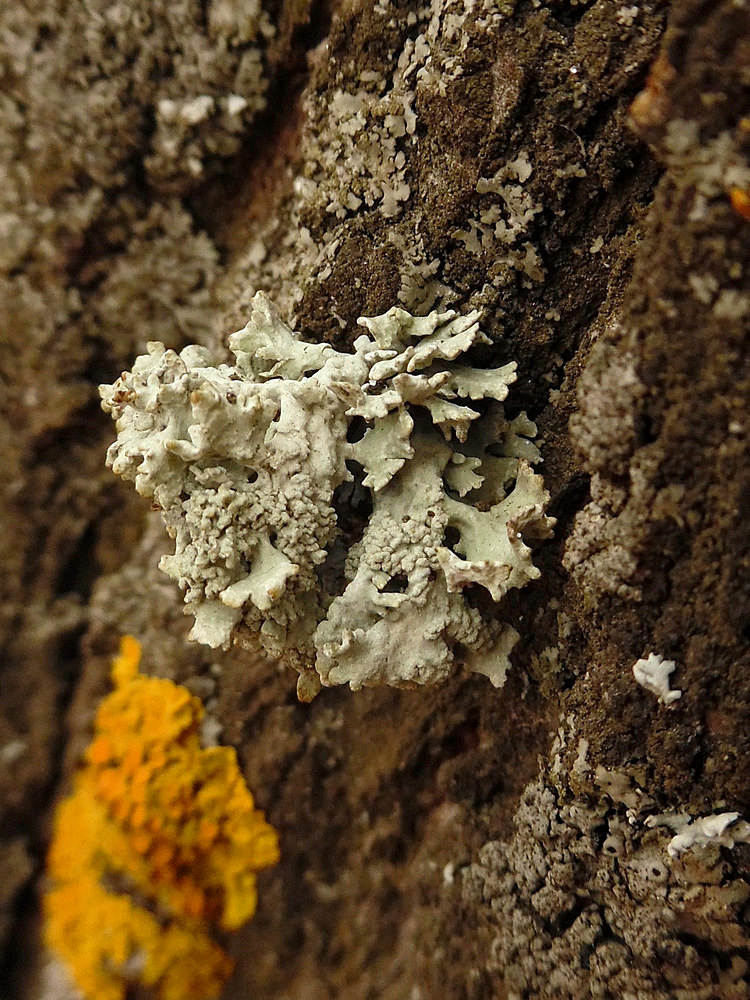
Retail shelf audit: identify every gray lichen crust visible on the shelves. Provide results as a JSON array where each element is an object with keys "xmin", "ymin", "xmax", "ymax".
[{"xmin": 100, "ymin": 293, "xmax": 553, "ymax": 697}]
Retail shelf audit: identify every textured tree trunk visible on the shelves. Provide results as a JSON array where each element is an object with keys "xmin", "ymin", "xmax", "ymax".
[{"xmin": 2, "ymin": 0, "xmax": 749, "ymax": 997}]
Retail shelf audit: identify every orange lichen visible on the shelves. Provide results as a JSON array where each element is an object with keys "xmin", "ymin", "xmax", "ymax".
[
  {"xmin": 728, "ymin": 185, "xmax": 750, "ymax": 221},
  {"xmin": 44, "ymin": 636, "xmax": 279, "ymax": 1000}
]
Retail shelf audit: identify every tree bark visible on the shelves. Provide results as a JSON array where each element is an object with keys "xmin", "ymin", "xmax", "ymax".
[{"xmin": 1, "ymin": 0, "xmax": 749, "ymax": 997}]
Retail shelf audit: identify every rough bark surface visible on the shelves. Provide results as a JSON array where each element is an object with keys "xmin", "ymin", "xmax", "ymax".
[{"xmin": 1, "ymin": 0, "xmax": 749, "ymax": 998}]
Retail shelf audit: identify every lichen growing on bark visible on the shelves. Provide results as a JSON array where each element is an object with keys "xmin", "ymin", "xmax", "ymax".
[
  {"xmin": 464, "ymin": 734, "xmax": 750, "ymax": 1000},
  {"xmin": 100, "ymin": 295, "xmax": 553, "ymax": 697},
  {"xmin": 44, "ymin": 637, "xmax": 279, "ymax": 1000}
]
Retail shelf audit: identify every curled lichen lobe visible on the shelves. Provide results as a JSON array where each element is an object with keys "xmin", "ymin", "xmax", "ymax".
[
  {"xmin": 100, "ymin": 295, "xmax": 553, "ymax": 694},
  {"xmin": 44, "ymin": 636, "xmax": 279, "ymax": 1000}
]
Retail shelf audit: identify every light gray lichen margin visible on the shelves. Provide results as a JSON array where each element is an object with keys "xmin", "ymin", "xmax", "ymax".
[
  {"xmin": 100, "ymin": 292, "xmax": 554, "ymax": 699},
  {"xmin": 647, "ymin": 812, "xmax": 750, "ymax": 857}
]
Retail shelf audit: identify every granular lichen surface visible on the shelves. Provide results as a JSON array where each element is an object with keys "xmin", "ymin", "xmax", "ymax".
[{"xmin": 44, "ymin": 636, "xmax": 279, "ymax": 1000}]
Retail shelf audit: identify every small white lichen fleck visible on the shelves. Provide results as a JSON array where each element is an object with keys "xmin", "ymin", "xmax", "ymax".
[
  {"xmin": 454, "ymin": 151, "xmax": 544, "ymax": 284},
  {"xmin": 616, "ymin": 5, "xmax": 639, "ymax": 27},
  {"xmin": 632, "ymin": 652, "xmax": 682, "ymax": 705},
  {"xmin": 655, "ymin": 813, "xmax": 750, "ymax": 857},
  {"xmin": 0, "ymin": 740, "xmax": 27, "ymax": 766}
]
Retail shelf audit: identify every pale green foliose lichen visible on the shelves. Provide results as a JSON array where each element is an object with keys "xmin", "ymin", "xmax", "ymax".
[{"xmin": 100, "ymin": 294, "xmax": 553, "ymax": 698}]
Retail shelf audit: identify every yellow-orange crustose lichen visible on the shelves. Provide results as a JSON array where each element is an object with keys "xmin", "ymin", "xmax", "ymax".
[
  {"xmin": 729, "ymin": 185, "xmax": 750, "ymax": 221},
  {"xmin": 44, "ymin": 636, "xmax": 279, "ymax": 1000}
]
